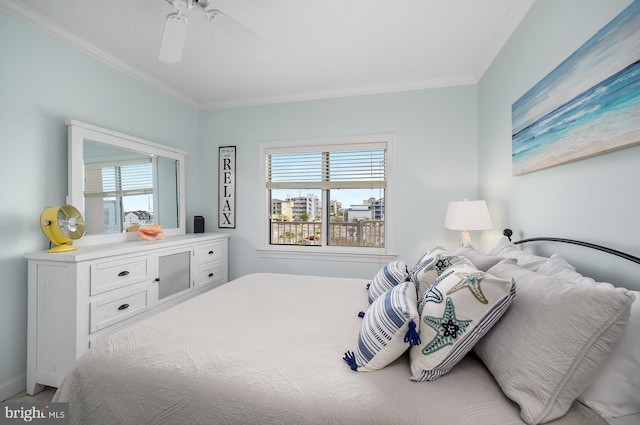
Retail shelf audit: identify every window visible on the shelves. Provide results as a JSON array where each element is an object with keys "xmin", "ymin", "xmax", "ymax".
[
  {"xmin": 84, "ymin": 158, "xmax": 155, "ymax": 233},
  {"xmin": 259, "ymin": 135, "xmax": 396, "ymax": 262}
]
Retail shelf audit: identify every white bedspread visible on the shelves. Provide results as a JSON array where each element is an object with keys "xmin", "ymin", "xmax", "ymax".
[{"xmin": 53, "ymin": 273, "xmax": 606, "ymax": 425}]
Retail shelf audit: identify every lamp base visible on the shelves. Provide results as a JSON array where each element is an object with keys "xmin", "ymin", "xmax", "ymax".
[{"xmin": 458, "ymin": 230, "xmax": 471, "ymax": 247}]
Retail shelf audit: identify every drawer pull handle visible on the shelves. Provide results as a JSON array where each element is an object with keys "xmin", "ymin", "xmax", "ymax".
[
  {"xmin": 118, "ymin": 271, "xmax": 130, "ymax": 277},
  {"xmin": 208, "ymin": 273, "xmax": 214, "ymax": 277},
  {"xmin": 208, "ymin": 250, "xmax": 214, "ymax": 255},
  {"xmin": 117, "ymin": 304, "xmax": 130, "ymax": 311}
]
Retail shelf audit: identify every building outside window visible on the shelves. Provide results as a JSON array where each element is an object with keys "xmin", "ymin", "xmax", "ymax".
[
  {"xmin": 259, "ymin": 135, "xmax": 396, "ymax": 262},
  {"xmin": 271, "ymin": 198, "xmax": 293, "ymax": 221}
]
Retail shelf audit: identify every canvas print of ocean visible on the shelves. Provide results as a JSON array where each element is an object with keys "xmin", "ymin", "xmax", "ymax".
[{"xmin": 511, "ymin": 1, "xmax": 640, "ymax": 176}]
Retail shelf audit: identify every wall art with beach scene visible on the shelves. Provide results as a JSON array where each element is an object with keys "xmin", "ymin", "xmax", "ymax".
[{"xmin": 512, "ymin": 0, "xmax": 640, "ymax": 176}]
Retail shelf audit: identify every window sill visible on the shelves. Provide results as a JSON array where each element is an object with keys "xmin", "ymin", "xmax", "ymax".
[{"xmin": 257, "ymin": 247, "xmax": 397, "ymax": 263}]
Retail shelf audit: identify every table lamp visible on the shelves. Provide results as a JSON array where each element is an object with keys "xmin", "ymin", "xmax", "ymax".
[{"xmin": 444, "ymin": 199, "xmax": 493, "ymax": 247}]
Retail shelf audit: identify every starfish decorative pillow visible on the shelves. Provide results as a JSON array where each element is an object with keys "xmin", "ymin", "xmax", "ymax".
[
  {"xmin": 410, "ymin": 262, "xmax": 516, "ymax": 381},
  {"xmin": 408, "ymin": 247, "xmax": 468, "ymax": 301}
]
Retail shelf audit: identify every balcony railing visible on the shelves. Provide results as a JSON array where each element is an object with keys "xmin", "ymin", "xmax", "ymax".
[{"xmin": 270, "ymin": 220, "xmax": 384, "ymax": 247}]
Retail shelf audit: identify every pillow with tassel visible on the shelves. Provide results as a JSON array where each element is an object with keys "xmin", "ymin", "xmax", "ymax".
[
  {"xmin": 367, "ymin": 260, "xmax": 409, "ymax": 305},
  {"xmin": 344, "ymin": 280, "xmax": 420, "ymax": 371}
]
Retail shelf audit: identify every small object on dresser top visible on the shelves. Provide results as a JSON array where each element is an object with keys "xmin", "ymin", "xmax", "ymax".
[{"xmin": 138, "ymin": 224, "xmax": 165, "ymax": 240}]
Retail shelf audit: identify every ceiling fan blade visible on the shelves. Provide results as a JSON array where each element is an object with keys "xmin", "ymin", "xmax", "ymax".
[{"xmin": 159, "ymin": 12, "xmax": 189, "ymax": 63}]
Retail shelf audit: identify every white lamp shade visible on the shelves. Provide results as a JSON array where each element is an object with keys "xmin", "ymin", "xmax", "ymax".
[{"xmin": 444, "ymin": 200, "xmax": 493, "ymax": 231}]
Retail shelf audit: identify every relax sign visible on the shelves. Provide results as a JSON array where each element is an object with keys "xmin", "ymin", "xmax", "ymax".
[{"xmin": 218, "ymin": 146, "xmax": 236, "ymax": 228}]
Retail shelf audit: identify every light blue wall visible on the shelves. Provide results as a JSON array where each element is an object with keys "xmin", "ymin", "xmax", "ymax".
[
  {"xmin": 5, "ymin": 0, "xmax": 636, "ymax": 398},
  {"xmin": 478, "ymin": 0, "xmax": 639, "ymax": 288},
  {"xmin": 0, "ymin": 11, "xmax": 200, "ymax": 393},
  {"xmin": 1, "ymin": 9, "xmax": 479, "ymax": 395},
  {"xmin": 198, "ymin": 87, "xmax": 479, "ymax": 281}
]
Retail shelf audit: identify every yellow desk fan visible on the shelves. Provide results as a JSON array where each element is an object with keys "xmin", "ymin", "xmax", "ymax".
[{"xmin": 40, "ymin": 205, "xmax": 85, "ymax": 252}]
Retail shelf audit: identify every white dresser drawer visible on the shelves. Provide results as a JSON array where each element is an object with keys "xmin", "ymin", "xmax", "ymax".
[
  {"xmin": 90, "ymin": 284, "xmax": 151, "ymax": 333},
  {"xmin": 90, "ymin": 256, "xmax": 151, "ymax": 295},
  {"xmin": 26, "ymin": 233, "xmax": 228, "ymax": 394},
  {"xmin": 195, "ymin": 261, "xmax": 226, "ymax": 287},
  {"xmin": 195, "ymin": 241, "xmax": 225, "ymax": 265}
]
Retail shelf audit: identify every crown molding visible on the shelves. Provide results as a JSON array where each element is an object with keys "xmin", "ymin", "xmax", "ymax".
[
  {"xmin": 0, "ymin": 0, "xmax": 201, "ymax": 110},
  {"xmin": 1, "ymin": 0, "xmax": 530, "ymax": 112},
  {"xmin": 201, "ymin": 74, "xmax": 478, "ymax": 110}
]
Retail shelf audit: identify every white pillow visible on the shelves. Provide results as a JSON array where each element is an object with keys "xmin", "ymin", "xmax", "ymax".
[
  {"xmin": 539, "ymin": 255, "xmax": 640, "ymax": 418},
  {"xmin": 578, "ymin": 291, "xmax": 640, "ymax": 418},
  {"xmin": 488, "ymin": 236, "xmax": 548, "ymax": 271},
  {"xmin": 345, "ymin": 280, "xmax": 419, "ymax": 371},
  {"xmin": 367, "ymin": 260, "xmax": 409, "ymax": 305},
  {"xmin": 454, "ymin": 244, "xmax": 503, "ymax": 271},
  {"xmin": 409, "ymin": 262, "xmax": 516, "ymax": 381},
  {"xmin": 477, "ymin": 259, "xmax": 635, "ymax": 425},
  {"xmin": 537, "ymin": 253, "xmax": 615, "ymax": 289}
]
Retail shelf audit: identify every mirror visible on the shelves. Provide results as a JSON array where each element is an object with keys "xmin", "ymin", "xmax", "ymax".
[{"xmin": 67, "ymin": 120, "xmax": 186, "ymax": 245}]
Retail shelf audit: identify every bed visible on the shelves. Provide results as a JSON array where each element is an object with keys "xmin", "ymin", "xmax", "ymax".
[{"xmin": 52, "ymin": 231, "xmax": 639, "ymax": 425}]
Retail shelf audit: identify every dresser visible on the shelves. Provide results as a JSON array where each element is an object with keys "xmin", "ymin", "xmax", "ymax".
[{"xmin": 25, "ymin": 233, "xmax": 228, "ymax": 395}]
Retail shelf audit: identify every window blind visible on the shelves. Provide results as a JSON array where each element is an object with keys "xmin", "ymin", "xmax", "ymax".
[
  {"xmin": 266, "ymin": 145, "xmax": 386, "ymax": 190},
  {"xmin": 85, "ymin": 159, "xmax": 153, "ymax": 198}
]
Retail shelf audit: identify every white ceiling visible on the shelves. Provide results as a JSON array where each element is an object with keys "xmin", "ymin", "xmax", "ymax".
[{"xmin": 1, "ymin": 0, "xmax": 534, "ymax": 110}]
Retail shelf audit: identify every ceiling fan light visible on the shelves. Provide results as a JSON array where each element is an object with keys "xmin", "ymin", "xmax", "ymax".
[
  {"xmin": 168, "ymin": 0, "xmax": 190, "ymax": 11},
  {"xmin": 159, "ymin": 12, "xmax": 189, "ymax": 63}
]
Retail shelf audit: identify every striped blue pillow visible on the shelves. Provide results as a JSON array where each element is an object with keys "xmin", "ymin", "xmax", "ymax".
[
  {"xmin": 350, "ymin": 281, "xmax": 420, "ymax": 371},
  {"xmin": 367, "ymin": 260, "xmax": 409, "ymax": 305},
  {"xmin": 410, "ymin": 262, "xmax": 516, "ymax": 381}
]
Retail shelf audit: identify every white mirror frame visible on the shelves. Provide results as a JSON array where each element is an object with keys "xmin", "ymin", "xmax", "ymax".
[{"xmin": 67, "ymin": 119, "xmax": 186, "ymax": 246}]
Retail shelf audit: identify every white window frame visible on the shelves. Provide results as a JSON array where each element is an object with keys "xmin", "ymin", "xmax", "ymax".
[
  {"xmin": 258, "ymin": 134, "xmax": 397, "ymax": 263},
  {"xmin": 84, "ymin": 157, "xmax": 157, "ymax": 234}
]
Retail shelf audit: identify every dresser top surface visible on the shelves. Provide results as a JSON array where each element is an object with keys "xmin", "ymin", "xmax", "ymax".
[{"xmin": 26, "ymin": 233, "xmax": 229, "ymax": 263}]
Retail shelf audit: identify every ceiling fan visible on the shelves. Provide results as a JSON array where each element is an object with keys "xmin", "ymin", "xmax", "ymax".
[{"xmin": 159, "ymin": 0, "xmax": 231, "ymax": 63}]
